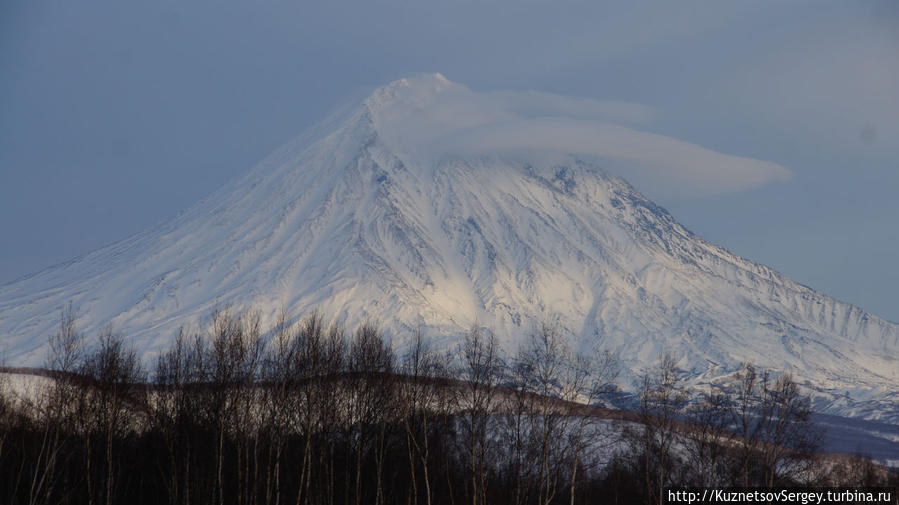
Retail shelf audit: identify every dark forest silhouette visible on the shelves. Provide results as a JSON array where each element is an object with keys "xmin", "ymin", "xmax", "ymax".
[{"xmin": 0, "ymin": 307, "xmax": 895, "ymax": 505}]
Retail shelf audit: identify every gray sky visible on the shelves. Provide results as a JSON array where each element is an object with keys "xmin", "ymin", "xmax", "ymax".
[{"xmin": 2, "ymin": 0, "xmax": 897, "ymax": 321}]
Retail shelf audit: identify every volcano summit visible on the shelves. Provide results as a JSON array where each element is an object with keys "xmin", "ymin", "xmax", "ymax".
[{"xmin": 1, "ymin": 74, "xmax": 897, "ymax": 423}]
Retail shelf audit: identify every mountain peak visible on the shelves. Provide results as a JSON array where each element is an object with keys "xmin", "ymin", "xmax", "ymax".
[
  {"xmin": 361, "ymin": 73, "xmax": 486, "ymax": 164},
  {"xmin": 364, "ymin": 73, "xmax": 458, "ymax": 112},
  {"xmin": 0, "ymin": 76, "xmax": 897, "ymax": 425}
]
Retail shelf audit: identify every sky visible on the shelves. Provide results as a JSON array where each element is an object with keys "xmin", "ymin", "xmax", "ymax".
[{"xmin": 1, "ymin": 0, "xmax": 898, "ymax": 321}]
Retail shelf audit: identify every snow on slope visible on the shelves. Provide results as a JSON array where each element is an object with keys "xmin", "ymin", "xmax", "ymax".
[{"xmin": 1, "ymin": 74, "xmax": 897, "ymax": 423}]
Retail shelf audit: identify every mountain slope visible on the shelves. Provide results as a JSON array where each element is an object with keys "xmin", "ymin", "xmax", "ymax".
[{"xmin": 1, "ymin": 74, "xmax": 897, "ymax": 421}]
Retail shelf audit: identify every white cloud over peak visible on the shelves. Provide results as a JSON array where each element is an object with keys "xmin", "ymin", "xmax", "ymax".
[{"xmin": 369, "ymin": 74, "xmax": 791, "ymax": 197}]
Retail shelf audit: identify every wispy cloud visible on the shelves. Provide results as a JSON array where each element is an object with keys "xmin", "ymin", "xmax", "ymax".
[
  {"xmin": 486, "ymin": 90, "xmax": 656, "ymax": 125},
  {"xmin": 371, "ymin": 74, "xmax": 791, "ymax": 197}
]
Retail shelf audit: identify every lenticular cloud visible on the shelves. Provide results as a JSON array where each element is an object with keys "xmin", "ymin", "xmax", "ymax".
[{"xmin": 368, "ymin": 73, "xmax": 791, "ymax": 196}]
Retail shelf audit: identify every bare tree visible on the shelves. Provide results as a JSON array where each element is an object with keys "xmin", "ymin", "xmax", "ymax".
[
  {"xmin": 318, "ymin": 321, "xmax": 347, "ymax": 505},
  {"xmin": 516, "ymin": 322, "xmax": 570, "ymax": 505},
  {"xmin": 755, "ymin": 372, "xmax": 820, "ymax": 486},
  {"xmin": 731, "ymin": 362, "xmax": 761, "ymax": 486},
  {"xmin": 0, "ymin": 364, "xmax": 22, "ymax": 505},
  {"xmin": 259, "ymin": 310, "xmax": 293, "ymax": 505},
  {"xmin": 511, "ymin": 322, "xmax": 619, "ymax": 505},
  {"xmin": 153, "ymin": 328, "xmax": 195, "ymax": 505},
  {"xmin": 456, "ymin": 325, "xmax": 501, "ymax": 505},
  {"xmin": 682, "ymin": 390, "xmax": 733, "ymax": 487},
  {"xmin": 629, "ymin": 354, "xmax": 689, "ymax": 505},
  {"xmin": 727, "ymin": 363, "xmax": 821, "ymax": 487},
  {"xmin": 562, "ymin": 348, "xmax": 619, "ymax": 505},
  {"xmin": 287, "ymin": 311, "xmax": 339, "ymax": 505},
  {"xmin": 79, "ymin": 327, "xmax": 146, "ymax": 505},
  {"xmin": 346, "ymin": 321, "xmax": 394, "ymax": 505},
  {"xmin": 188, "ymin": 309, "xmax": 266, "ymax": 505},
  {"xmin": 28, "ymin": 302, "xmax": 85, "ymax": 505},
  {"xmin": 502, "ymin": 353, "xmax": 536, "ymax": 505},
  {"xmin": 399, "ymin": 327, "xmax": 447, "ymax": 505}
]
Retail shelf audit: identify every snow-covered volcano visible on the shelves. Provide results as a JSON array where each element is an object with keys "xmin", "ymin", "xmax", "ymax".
[{"xmin": 1, "ymin": 74, "xmax": 897, "ymax": 421}]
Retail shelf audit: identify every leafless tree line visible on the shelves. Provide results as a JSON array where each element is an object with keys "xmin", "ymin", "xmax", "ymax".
[
  {"xmin": 604, "ymin": 356, "xmax": 897, "ymax": 504},
  {"xmin": 0, "ymin": 307, "xmax": 895, "ymax": 505}
]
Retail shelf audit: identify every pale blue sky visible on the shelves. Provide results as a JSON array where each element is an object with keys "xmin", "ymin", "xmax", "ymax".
[{"xmin": 2, "ymin": 0, "xmax": 897, "ymax": 321}]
